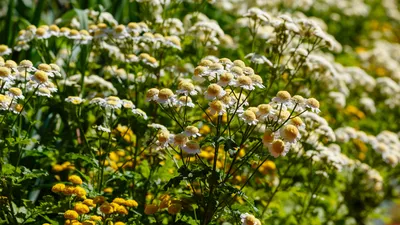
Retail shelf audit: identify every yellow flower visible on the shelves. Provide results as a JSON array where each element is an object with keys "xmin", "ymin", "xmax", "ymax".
[
  {"xmin": 124, "ymin": 199, "xmax": 138, "ymax": 208},
  {"xmin": 167, "ymin": 203, "xmax": 182, "ymax": 215},
  {"xmin": 52, "ymin": 164, "xmax": 64, "ymax": 172},
  {"xmin": 89, "ymin": 215, "xmax": 102, "ymax": 221},
  {"xmin": 82, "ymin": 199, "xmax": 96, "ymax": 207},
  {"xmin": 74, "ymin": 186, "xmax": 87, "ymax": 198},
  {"xmin": 144, "ymin": 204, "xmax": 159, "ymax": 215},
  {"xmin": 51, "ymin": 183, "xmax": 66, "ymax": 193},
  {"xmin": 103, "ymin": 187, "xmax": 113, "ymax": 193},
  {"xmin": 64, "ymin": 210, "xmax": 79, "ymax": 220},
  {"xmin": 93, "ymin": 196, "xmax": 106, "ymax": 204},
  {"xmin": 82, "ymin": 221, "xmax": 96, "ymax": 225},
  {"xmin": 62, "ymin": 186, "xmax": 76, "ymax": 195},
  {"xmin": 100, "ymin": 202, "xmax": 114, "ymax": 214},
  {"xmin": 74, "ymin": 202, "xmax": 90, "ymax": 214},
  {"xmin": 114, "ymin": 222, "xmax": 125, "ymax": 225},
  {"xmin": 68, "ymin": 175, "xmax": 83, "ymax": 185},
  {"xmin": 116, "ymin": 205, "xmax": 128, "ymax": 215}
]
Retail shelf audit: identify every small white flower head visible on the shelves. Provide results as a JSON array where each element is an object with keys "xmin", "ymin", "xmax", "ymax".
[
  {"xmin": 170, "ymin": 133, "xmax": 188, "ymax": 147},
  {"xmin": 249, "ymin": 75, "xmax": 264, "ymax": 88},
  {"xmin": 182, "ymin": 140, "xmax": 201, "ymax": 154},
  {"xmin": 290, "ymin": 95, "xmax": 306, "ymax": 111},
  {"xmin": 93, "ymin": 125, "xmax": 111, "ymax": 133},
  {"xmin": 177, "ymin": 81, "xmax": 197, "ymax": 96},
  {"xmin": 65, "ymin": 96, "xmax": 84, "ymax": 105},
  {"xmin": 36, "ymin": 87, "xmax": 52, "ymax": 98},
  {"xmin": 146, "ymin": 88, "xmax": 159, "ymax": 102},
  {"xmin": 204, "ymin": 84, "xmax": 226, "ymax": 100},
  {"xmin": 209, "ymin": 62, "xmax": 225, "ymax": 77},
  {"xmin": 157, "ymin": 88, "xmax": 175, "ymax": 105},
  {"xmin": 59, "ymin": 27, "xmax": 70, "ymax": 37},
  {"xmin": 184, "ymin": 126, "xmax": 201, "ymax": 137},
  {"xmin": 0, "ymin": 67, "xmax": 13, "ymax": 82},
  {"xmin": 243, "ymin": 7, "xmax": 271, "ymax": 24},
  {"xmin": 245, "ymin": 53, "xmax": 272, "ymax": 66},
  {"xmin": 219, "ymin": 58, "xmax": 233, "ymax": 68},
  {"xmin": 132, "ymin": 108, "xmax": 148, "ymax": 120},
  {"xmin": 122, "ymin": 100, "xmax": 135, "ymax": 109},
  {"xmin": 0, "ymin": 94, "xmax": 12, "ymax": 110},
  {"xmin": 89, "ymin": 97, "xmax": 106, "ymax": 106},
  {"xmin": 240, "ymin": 109, "xmax": 258, "ymax": 125},
  {"xmin": 289, "ymin": 117, "xmax": 305, "ymax": 130},
  {"xmin": 49, "ymin": 24, "xmax": 60, "ymax": 36},
  {"xmin": 113, "ymin": 24, "xmax": 129, "ymax": 39},
  {"xmin": 208, "ymin": 99, "xmax": 226, "ymax": 116},
  {"xmin": 18, "ymin": 60, "xmax": 34, "ymax": 72},
  {"xmin": 0, "ymin": 45, "xmax": 12, "ymax": 56},
  {"xmin": 268, "ymin": 139, "xmax": 290, "ymax": 158},
  {"xmin": 262, "ymin": 129, "xmax": 275, "ymax": 147},
  {"xmin": 272, "ymin": 91, "xmax": 291, "ymax": 104},
  {"xmin": 31, "ymin": 70, "xmax": 49, "ymax": 86},
  {"xmin": 240, "ymin": 213, "xmax": 262, "ymax": 225},
  {"xmin": 7, "ymin": 87, "xmax": 24, "ymax": 100},
  {"xmin": 279, "ymin": 124, "xmax": 301, "ymax": 143},
  {"xmin": 156, "ymin": 129, "xmax": 170, "ymax": 149},
  {"xmin": 176, "ymin": 96, "xmax": 195, "ymax": 108},
  {"xmin": 217, "ymin": 72, "xmax": 235, "ymax": 87},
  {"xmin": 148, "ymin": 123, "xmax": 167, "ymax": 131},
  {"xmin": 5, "ymin": 60, "xmax": 18, "ymax": 71},
  {"xmin": 233, "ymin": 60, "xmax": 246, "ymax": 68},
  {"xmin": 234, "ymin": 76, "xmax": 254, "ymax": 90},
  {"xmin": 67, "ymin": 29, "xmax": 81, "ymax": 40},
  {"xmin": 10, "ymin": 103, "xmax": 23, "ymax": 114},
  {"xmin": 35, "ymin": 27, "xmax": 51, "ymax": 39},
  {"xmin": 243, "ymin": 67, "xmax": 254, "ymax": 76},
  {"xmin": 230, "ymin": 66, "xmax": 244, "ymax": 77},
  {"xmin": 103, "ymin": 96, "xmax": 122, "ymax": 109},
  {"xmin": 306, "ymin": 98, "xmax": 320, "ymax": 113},
  {"xmin": 257, "ymin": 104, "xmax": 274, "ymax": 121},
  {"xmin": 126, "ymin": 54, "xmax": 139, "ymax": 63}
]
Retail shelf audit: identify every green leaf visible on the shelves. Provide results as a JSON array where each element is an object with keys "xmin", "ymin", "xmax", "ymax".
[
  {"xmin": 74, "ymin": 9, "xmax": 88, "ymax": 30},
  {"xmin": 2, "ymin": 164, "xmax": 16, "ymax": 175}
]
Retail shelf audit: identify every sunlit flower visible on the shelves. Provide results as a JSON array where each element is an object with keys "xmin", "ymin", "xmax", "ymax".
[
  {"xmin": 7, "ymin": 87, "xmax": 24, "ymax": 100},
  {"xmin": 208, "ymin": 100, "xmax": 226, "ymax": 116},
  {"xmin": 170, "ymin": 133, "xmax": 188, "ymax": 147},
  {"xmin": 157, "ymin": 88, "xmax": 175, "ymax": 105},
  {"xmin": 65, "ymin": 96, "xmax": 84, "ymax": 105},
  {"xmin": 234, "ymin": 76, "xmax": 254, "ymax": 90},
  {"xmin": 240, "ymin": 109, "xmax": 258, "ymax": 125},
  {"xmin": 182, "ymin": 140, "xmax": 201, "ymax": 154},
  {"xmin": 240, "ymin": 213, "xmax": 262, "ymax": 225},
  {"xmin": 205, "ymin": 84, "xmax": 226, "ymax": 100},
  {"xmin": 146, "ymin": 88, "xmax": 159, "ymax": 102},
  {"xmin": 0, "ymin": 45, "xmax": 12, "ymax": 56},
  {"xmin": 279, "ymin": 125, "xmax": 301, "ymax": 143},
  {"xmin": 268, "ymin": 139, "xmax": 290, "ymax": 158},
  {"xmin": 184, "ymin": 126, "xmax": 201, "ymax": 137},
  {"xmin": 132, "ymin": 108, "xmax": 148, "ymax": 120},
  {"xmin": 176, "ymin": 81, "xmax": 197, "ymax": 96},
  {"xmin": 176, "ymin": 96, "xmax": 195, "ymax": 107},
  {"xmin": 64, "ymin": 210, "xmax": 79, "ymax": 220},
  {"xmin": 306, "ymin": 98, "xmax": 320, "ymax": 113}
]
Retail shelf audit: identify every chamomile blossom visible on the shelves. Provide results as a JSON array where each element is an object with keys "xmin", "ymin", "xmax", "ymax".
[
  {"xmin": 132, "ymin": 108, "xmax": 148, "ymax": 120},
  {"xmin": 240, "ymin": 109, "xmax": 258, "ymax": 125},
  {"xmin": 65, "ymin": 96, "xmax": 84, "ymax": 105},
  {"xmin": 204, "ymin": 84, "xmax": 226, "ymax": 100},
  {"xmin": 0, "ymin": 45, "xmax": 12, "ymax": 56},
  {"xmin": 7, "ymin": 87, "xmax": 24, "ymax": 100},
  {"xmin": 182, "ymin": 141, "xmax": 201, "ymax": 154},
  {"xmin": 184, "ymin": 126, "xmax": 201, "ymax": 137}
]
